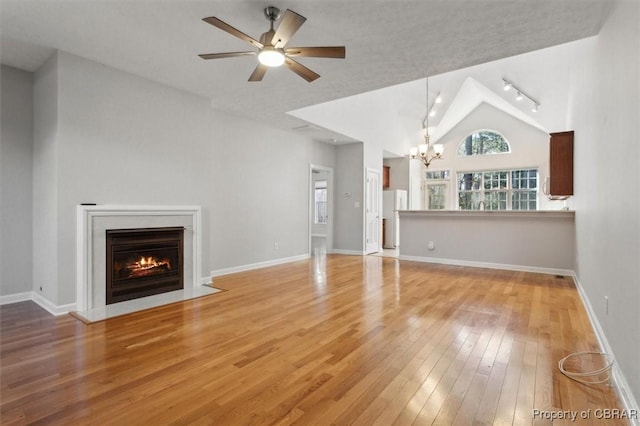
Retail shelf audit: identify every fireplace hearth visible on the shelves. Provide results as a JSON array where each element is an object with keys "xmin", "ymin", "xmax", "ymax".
[{"xmin": 106, "ymin": 227, "xmax": 184, "ymax": 304}]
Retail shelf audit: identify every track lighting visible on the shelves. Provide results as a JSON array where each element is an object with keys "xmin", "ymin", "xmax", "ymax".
[{"xmin": 502, "ymin": 78, "xmax": 540, "ymax": 113}]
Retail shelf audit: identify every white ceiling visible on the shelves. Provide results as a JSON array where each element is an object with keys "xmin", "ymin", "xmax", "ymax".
[{"xmin": 0, "ymin": 0, "xmax": 612, "ymax": 142}]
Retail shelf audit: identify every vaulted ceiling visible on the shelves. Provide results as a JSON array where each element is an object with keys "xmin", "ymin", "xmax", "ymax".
[{"xmin": 0, "ymin": 0, "xmax": 612, "ymax": 143}]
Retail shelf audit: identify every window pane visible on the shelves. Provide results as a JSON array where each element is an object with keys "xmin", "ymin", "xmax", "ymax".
[
  {"xmin": 457, "ymin": 168, "xmax": 538, "ymax": 211},
  {"xmin": 425, "ymin": 170, "xmax": 450, "ymax": 180},
  {"xmin": 511, "ymin": 169, "xmax": 537, "ymax": 191},
  {"xmin": 512, "ymin": 190, "xmax": 537, "ymax": 210},
  {"xmin": 483, "ymin": 171, "xmax": 507, "ymax": 190},
  {"xmin": 428, "ymin": 184, "xmax": 447, "ymax": 210},
  {"xmin": 314, "ymin": 187, "xmax": 328, "ymax": 224},
  {"xmin": 485, "ymin": 191, "xmax": 507, "ymax": 210},
  {"xmin": 457, "ymin": 172, "xmax": 481, "ymax": 191},
  {"xmin": 458, "ymin": 191, "xmax": 481, "ymax": 210},
  {"xmin": 456, "ymin": 131, "xmax": 511, "ymax": 156}
]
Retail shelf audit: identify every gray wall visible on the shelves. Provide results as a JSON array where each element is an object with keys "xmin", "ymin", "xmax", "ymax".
[
  {"xmin": 569, "ymin": 0, "xmax": 640, "ymax": 405},
  {"xmin": 1, "ymin": 66, "xmax": 34, "ymax": 296},
  {"xmin": 209, "ymin": 111, "xmax": 336, "ymax": 270},
  {"xmin": 334, "ymin": 143, "xmax": 364, "ymax": 252},
  {"xmin": 383, "ymin": 157, "xmax": 410, "ymax": 191},
  {"xmin": 399, "ymin": 211, "xmax": 575, "ymax": 271},
  {"xmin": 53, "ymin": 52, "xmax": 213, "ymax": 305},
  {"xmin": 32, "ymin": 55, "xmax": 59, "ymax": 303},
  {"xmin": 14, "ymin": 50, "xmax": 337, "ymax": 306}
]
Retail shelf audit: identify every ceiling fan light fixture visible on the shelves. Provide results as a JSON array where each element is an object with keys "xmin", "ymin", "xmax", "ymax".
[{"xmin": 258, "ymin": 47, "xmax": 285, "ymax": 67}]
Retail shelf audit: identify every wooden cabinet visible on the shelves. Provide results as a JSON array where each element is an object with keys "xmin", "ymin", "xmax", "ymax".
[
  {"xmin": 549, "ymin": 131, "xmax": 574, "ymax": 196},
  {"xmin": 383, "ymin": 166, "xmax": 390, "ymax": 189},
  {"xmin": 382, "ymin": 218, "xmax": 386, "ymax": 248}
]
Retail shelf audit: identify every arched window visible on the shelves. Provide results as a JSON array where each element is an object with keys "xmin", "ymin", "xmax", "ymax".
[{"xmin": 456, "ymin": 130, "xmax": 510, "ymax": 156}]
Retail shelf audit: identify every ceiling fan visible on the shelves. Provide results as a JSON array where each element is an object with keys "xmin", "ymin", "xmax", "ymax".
[{"xmin": 199, "ymin": 6, "xmax": 345, "ymax": 82}]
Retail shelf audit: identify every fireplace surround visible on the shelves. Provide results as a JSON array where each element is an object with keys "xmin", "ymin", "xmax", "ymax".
[{"xmin": 76, "ymin": 205, "xmax": 202, "ymax": 312}]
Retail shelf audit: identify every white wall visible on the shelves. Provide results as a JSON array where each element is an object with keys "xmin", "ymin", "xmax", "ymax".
[
  {"xmin": 288, "ymin": 84, "xmax": 419, "ymax": 159},
  {"xmin": 568, "ymin": 0, "xmax": 640, "ymax": 407},
  {"xmin": 1, "ymin": 66, "xmax": 34, "ymax": 296},
  {"xmin": 420, "ymin": 102, "xmax": 565, "ymax": 210},
  {"xmin": 15, "ymin": 50, "xmax": 336, "ymax": 307}
]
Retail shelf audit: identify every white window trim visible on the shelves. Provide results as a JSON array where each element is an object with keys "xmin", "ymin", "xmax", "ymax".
[
  {"xmin": 456, "ymin": 168, "xmax": 539, "ymax": 211},
  {"xmin": 456, "ymin": 129, "xmax": 512, "ymax": 157}
]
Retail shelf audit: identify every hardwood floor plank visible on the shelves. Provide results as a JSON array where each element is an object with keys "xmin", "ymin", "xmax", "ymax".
[{"xmin": 0, "ymin": 256, "xmax": 628, "ymax": 425}]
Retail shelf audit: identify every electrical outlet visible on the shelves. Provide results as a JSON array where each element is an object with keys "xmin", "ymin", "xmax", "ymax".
[
  {"xmin": 605, "ymin": 296, "xmax": 609, "ymax": 315},
  {"xmin": 428, "ymin": 241, "xmax": 435, "ymax": 250},
  {"xmin": 274, "ymin": 242, "xmax": 279, "ymax": 250}
]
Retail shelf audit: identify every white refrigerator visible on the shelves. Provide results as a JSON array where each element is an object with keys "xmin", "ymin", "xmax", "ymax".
[{"xmin": 383, "ymin": 189, "xmax": 407, "ymax": 248}]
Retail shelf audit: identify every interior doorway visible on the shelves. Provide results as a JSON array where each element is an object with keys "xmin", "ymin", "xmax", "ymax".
[{"xmin": 309, "ymin": 164, "xmax": 333, "ymax": 256}]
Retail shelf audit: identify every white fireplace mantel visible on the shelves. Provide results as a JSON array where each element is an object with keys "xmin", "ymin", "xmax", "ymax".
[{"xmin": 76, "ymin": 205, "xmax": 202, "ymax": 312}]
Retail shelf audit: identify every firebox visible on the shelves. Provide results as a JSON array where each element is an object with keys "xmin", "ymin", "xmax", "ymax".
[{"xmin": 106, "ymin": 227, "xmax": 184, "ymax": 304}]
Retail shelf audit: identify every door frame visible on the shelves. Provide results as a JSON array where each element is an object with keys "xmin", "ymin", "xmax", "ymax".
[
  {"xmin": 364, "ymin": 168, "xmax": 381, "ymax": 254},
  {"xmin": 309, "ymin": 164, "xmax": 334, "ymax": 255}
]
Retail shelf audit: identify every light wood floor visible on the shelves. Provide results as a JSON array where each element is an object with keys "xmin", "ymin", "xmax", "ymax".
[{"xmin": 0, "ymin": 255, "xmax": 627, "ymax": 425}]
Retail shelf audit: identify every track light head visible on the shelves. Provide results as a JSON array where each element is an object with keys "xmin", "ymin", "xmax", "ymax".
[{"xmin": 503, "ymin": 78, "xmax": 540, "ymax": 113}]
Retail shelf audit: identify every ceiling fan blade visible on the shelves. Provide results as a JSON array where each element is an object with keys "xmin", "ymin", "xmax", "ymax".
[
  {"xmin": 248, "ymin": 64, "xmax": 268, "ymax": 82},
  {"xmin": 284, "ymin": 57, "xmax": 320, "ymax": 82},
  {"xmin": 285, "ymin": 46, "xmax": 346, "ymax": 58},
  {"xmin": 203, "ymin": 17, "xmax": 264, "ymax": 49},
  {"xmin": 272, "ymin": 9, "xmax": 306, "ymax": 48},
  {"xmin": 199, "ymin": 51, "xmax": 256, "ymax": 60}
]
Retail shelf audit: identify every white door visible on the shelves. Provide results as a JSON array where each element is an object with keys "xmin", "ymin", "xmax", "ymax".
[{"xmin": 365, "ymin": 169, "xmax": 381, "ymax": 254}]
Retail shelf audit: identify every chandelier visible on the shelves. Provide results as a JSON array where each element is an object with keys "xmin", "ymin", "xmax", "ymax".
[{"xmin": 410, "ymin": 77, "xmax": 444, "ymax": 167}]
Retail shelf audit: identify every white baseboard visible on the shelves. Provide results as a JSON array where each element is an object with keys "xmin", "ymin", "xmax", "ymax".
[
  {"xmin": 332, "ymin": 249, "xmax": 366, "ymax": 256},
  {"xmin": 211, "ymin": 254, "xmax": 311, "ymax": 278},
  {"xmin": 0, "ymin": 278, "xmax": 214, "ymax": 316},
  {"xmin": 199, "ymin": 275, "xmax": 213, "ymax": 285},
  {"xmin": 572, "ymin": 273, "xmax": 640, "ymax": 425},
  {"xmin": 31, "ymin": 292, "xmax": 76, "ymax": 316},
  {"xmin": 0, "ymin": 291, "xmax": 75, "ymax": 316},
  {"xmin": 0, "ymin": 291, "xmax": 33, "ymax": 305},
  {"xmin": 398, "ymin": 255, "xmax": 574, "ymax": 276}
]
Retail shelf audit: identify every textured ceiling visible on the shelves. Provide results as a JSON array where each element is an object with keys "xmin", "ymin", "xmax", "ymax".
[{"xmin": 0, "ymin": 0, "xmax": 612, "ymax": 140}]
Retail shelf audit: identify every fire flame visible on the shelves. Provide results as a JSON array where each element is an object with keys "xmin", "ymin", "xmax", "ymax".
[{"xmin": 135, "ymin": 256, "xmax": 171, "ymax": 271}]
